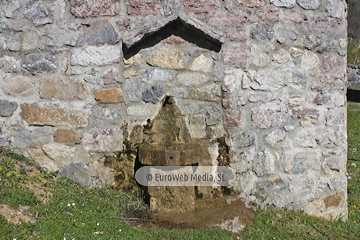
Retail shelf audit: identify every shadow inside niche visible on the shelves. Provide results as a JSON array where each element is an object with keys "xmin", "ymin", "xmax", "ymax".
[
  {"xmin": 347, "ymin": 88, "xmax": 360, "ymax": 102},
  {"xmin": 123, "ymin": 18, "xmax": 222, "ymax": 59}
]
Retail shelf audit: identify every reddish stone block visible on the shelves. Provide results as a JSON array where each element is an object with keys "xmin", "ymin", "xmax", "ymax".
[
  {"xmin": 53, "ymin": 128, "xmax": 81, "ymax": 144},
  {"xmin": 70, "ymin": 0, "xmax": 119, "ymax": 17},
  {"xmin": 183, "ymin": 0, "xmax": 218, "ymax": 14},
  {"xmin": 237, "ymin": 0, "xmax": 269, "ymax": 7},
  {"xmin": 311, "ymin": 75, "xmax": 346, "ymax": 93},
  {"xmin": 251, "ymin": 103, "xmax": 289, "ymax": 128},
  {"xmin": 228, "ymin": 31, "xmax": 247, "ymax": 42},
  {"xmin": 127, "ymin": 0, "xmax": 161, "ymax": 15},
  {"xmin": 225, "ymin": 109, "xmax": 243, "ymax": 127},
  {"xmin": 161, "ymin": 35, "xmax": 186, "ymax": 44},
  {"xmin": 257, "ymin": 6, "xmax": 279, "ymax": 22},
  {"xmin": 313, "ymin": 94, "xmax": 331, "ymax": 105},
  {"xmin": 304, "ymin": 17, "xmax": 338, "ymax": 33},
  {"xmin": 326, "ymin": 109, "xmax": 346, "ymax": 126},
  {"xmin": 223, "ymin": 47, "xmax": 247, "ymax": 68},
  {"xmin": 321, "ymin": 53, "xmax": 344, "ymax": 73},
  {"xmin": 284, "ymin": 10, "xmax": 304, "ymax": 23},
  {"xmin": 208, "ymin": 11, "xmax": 248, "ymax": 27}
]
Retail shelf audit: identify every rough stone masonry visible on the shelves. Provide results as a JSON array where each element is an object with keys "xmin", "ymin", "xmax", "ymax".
[{"xmin": 0, "ymin": 0, "xmax": 348, "ymax": 220}]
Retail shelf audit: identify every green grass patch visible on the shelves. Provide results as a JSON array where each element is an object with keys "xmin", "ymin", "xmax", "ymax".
[{"xmin": 348, "ymin": 38, "xmax": 360, "ymax": 65}]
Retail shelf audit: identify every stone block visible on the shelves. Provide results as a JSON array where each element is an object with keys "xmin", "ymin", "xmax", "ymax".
[
  {"xmin": 12, "ymin": 127, "xmax": 52, "ymax": 149},
  {"xmin": 251, "ymin": 103, "xmax": 289, "ymax": 128},
  {"xmin": 304, "ymin": 16, "xmax": 338, "ymax": 33},
  {"xmin": 324, "ymin": 192, "xmax": 344, "ymax": 208},
  {"xmin": 45, "ymin": 22, "xmax": 81, "ymax": 47},
  {"xmin": 208, "ymin": 12, "xmax": 248, "ymax": 27},
  {"xmin": 236, "ymin": 0, "xmax": 269, "ymax": 7},
  {"xmin": 53, "ymin": 128, "xmax": 81, "ymax": 144},
  {"xmin": 326, "ymin": 109, "xmax": 346, "ymax": 126},
  {"xmin": 292, "ymin": 108, "xmax": 320, "ymax": 125},
  {"xmin": 245, "ymin": 69, "xmax": 284, "ymax": 91},
  {"xmin": 3, "ymin": 76, "xmax": 34, "ymax": 96},
  {"xmin": 321, "ymin": 53, "xmax": 344, "ymax": 73},
  {"xmin": 189, "ymin": 54, "xmax": 213, "ymax": 73},
  {"xmin": 176, "ymin": 72, "xmax": 210, "ymax": 87},
  {"xmin": 296, "ymin": 0, "xmax": 319, "ymax": 10},
  {"xmin": 273, "ymin": 24, "xmax": 298, "ymax": 44},
  {"xmin": 146, "ymin": 48, "xmax": 188, "ymax": 70},
  {"xmin": 252, "ymin": 24, "xmax": 273, "ymax": 41},
  {"xmin": 284, "ymin": 10, "xmax": 304, "ymax": 23},
  {"xmin": 225, "ymin": 109, "xmax": 243, "ymax": 127},
  {"xmin": 0, "ymin": 56, "xmax": 19, "ymax": 73},
  {"xmin": 265, "ymin": 129, "xmax": 286, "ymax": 147},
  {"xmin": 228, "ymin": 31, "xmax": 247, "ymax": 42},
  {"xmin": 300, "ymin": 51, "xmax": 320, "ymax": 70},
  {"xmin": 22, "ymin": 52, "xmax": 57, "ymax": 74},
  {"xmin": 22, "ymin": 1, "xmax": 48, "ymax": 20},
  {"xmin": 40, "ymin": 77, "xmax": 88, "ymax": 100},
  {"xmin": 270, "ymin": 0, "xmax": 296, "ymax": 8},
  {"xmin": 71, "ymin": 46, "xmax": 121, "ymax": 66},
  {"xmin": 190, "ymin": 83, "xmax": 221, "ymax": 102},
  {"xmin": 103, "ymin": 67, "xmax": 120, "ymax": 84},
  {"xmin": 257, "ymin": 6, "xmax": 279, "ymax": 22},
  {"xmin": 127, "ymin": 104, "xmax": 159, "ymax": 116},
  {"xmin": 313, "ymin": 94, "xmax": 331, "ymax": 105},
  {"xmin": 4, "ymin": 34, "xmax": 20, "ymax": 51},
  {"xmin": 303, "ymin": 34, "xmax": 321, "ymax": 50},
  {"xmin": 294, "ymin": 129, "xmax": 316, "ymax": 148},
  {"xmin": 42, "ymin": 143, "xmax": 76, "ymax": 163},
  {"xmin": 127, "ymin": 0, "xmax": 161, "ymax": 15},
  {"xmin": 183, "ymin": 0, "xmax": 219, "ymax": 14},
  {"xmin": 248, "ymin": 92, "xmax": 277, "ymax": 103},
  {"xmin": 141, "ymin": 85, "xmax": 164, "ymax": 104},
  {"xmin": 326, "ymin": 0, "xmax": 345, "ymax": 19},
  {"xmin": 232, "ymin": 131, "xmax": 256, "ymax": 149},
  {"xmin": 223, "ymin": 47, "xmax": 247, "ymax": 68},
  {"xmin": 205, "ymin": 105, "xmax": 222, "ymax": 126},
  {"xmin": 253, "ymin": 149, "xmax": 276, "ymax": 176},
  {"xmin": 22, "ymin": 31, "xmax": 44, "ymax": 51},
  {"xmin": 311, "ymin": 75, "xmax": 346, "ymax": 93},
  {"xmin": 58, "ymin": 162, "xmax": 91, "ymax": 187},
  {"xmin": 20, "ymin": 103, "xmax": 89, "ymax": 127},
  {"xmin": 0, "ymin": 100, "xmax": 18, "ymax": 117},
  {"xmin": 87, "ymin": 21, "xmax": 120, "ymax": 45},
  {"xmin": 70, "ymin": 0, "xmax": 119, "ymax": 17},
  {"xmin": 94, "ymin": 88, "xmax": 123, "ymax": 103},
  {"xmin": 82, "ymin": 128, "xmax": 123, "ymax": 153},
  {"xmin": 147, "ymin": 69, "xmax": 176, "ymax": 83}
]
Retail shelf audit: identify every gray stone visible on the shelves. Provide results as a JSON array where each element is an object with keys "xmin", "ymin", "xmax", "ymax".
[
  {"xmin": 42, "ymin": 143, "xmax": 75, "ymax": 165},
  {"xmin": 22, "ymin": 53, "xmax": 57, "ymax": 74},
  {"xmin": 124, "ymin": 79, "xmax": 140, "ymax": 102},
  {"xmin": 303, "ymin": 35, "xmax": 322, "ymax": 50},
  {"xmin": 82, "ymin": 128, "xmax": 123, "ymax": 153},
  {"xmin": 58, "ymin": 162, "xmax": 91, "ymax": 187},
  {"xmin": 205, "ymin": 105, "xmax": 222, "ymax": 126},
  {"xmin": 286, "ymin": 70, "xmax": 307, "ymax": 89},
  {"xmin": 252, "ymin": 24, "xmax": 273, "ymax": 41},
  {"xmin": 326, "ymin": 0, "xmax": 345, "ymax": 19},
  {"xmin": 71, "ymin": 46, "xmax": 121, "ymax": 66},
  {"xmin": 33, "ymin": 17, "xmax": 52, "ymax": 27},
  {"xmin": 271, "ymin": 0, "xmax": 296, "ymax": 8},
  {"xmin": 2, "ymin": 0, "xmax": 20, "ymax": 18},
  {"xmin": 248, "ymin": 92, "xmax": 277, "ymax": 103},
  {"xmin": 22, "ymin": 1, "xmax": 48, "ymax": 19},
  {"xmin": 316, "ymin": 128, "xmax": 344, "ymax": 148},
  {"xmin": 297, "ymin": 0, "xmax": 319, "ymax": 10},
  {"xmin": 0, "ymin": 22, "xmax": 10, "ymax": 32},
  {"xmin": 12, "ymin": 127, "xmax": 52, "ymax": 149},
  {"xmin": 245, "ymin": 69, "xmax": 285, "ymax": 91},
  {"xmin": 176, "ymin": 72, "xmax": 210, "ymax": 87},
  {"xmin": 253, "ymin": 149, "xmax": 276, "ymax": 176},
  {"xmin": 328, "ymin": 179, "xmax": 346, "ymax": 191},
  {"xmin": 292, "ymin": 152, "xmax": 307, "ymax": 174},
  {"xmin": 265, "ymin": 129, "xmax": 286, "ymax": 147},
  {"xmin": 301, "ymin": 51, "xmax": 320, "ymax": 70},
  {"xmin": 232, "ymin": 131, "xmax": 256, "ymax": 149},
  {"xmin": 295, "ymin": 129, "xmax": 316, "ymax": 148},
  {"xmin": 22, "ymin": 31, "xmax": 44, "ymax": 51},
  {"xmin": 190, "ymin": 83, "xmax": 221, "ymax": 102},
  {"xmin": 251, "ymin": 103, "xmax": 289, "ymax": 128},
  {"xmin": 147, "ymin": 69, "xmax": 176, "ymax": 84},
  {"xmin": 0, "ymin": 100, "xmax": 18, "ymax": 117},
  {"xmin": 0, "ymin": 56, "xmax": 19, "ymax": 73},
  {"xmin": 250, "ymin": 45, "xmax": 270, "ymax": 67},
  {"xmin": 87, "ymin": 21, "xmax": 119, "ymax": 45},
  {"xmin": 273, "ymin": 24, "xmax": 298, "ymax": 44},
  {"xmin": 45, "ymin": 22, "xmax": 81, "ymax": 47},
  {"xmin": 5, "ymin": 34, "xmax": 20, "ymax": 51},
  {"xmin": 141, "ymin": 84, "xmax": 165, "ymax": 104}
]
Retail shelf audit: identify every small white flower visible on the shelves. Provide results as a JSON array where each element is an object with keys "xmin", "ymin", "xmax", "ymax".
[
  {"xmin": 68, "ymin": 203, "xmax": 71, "ymax": 206},
  {"xmin": 72, "ymin": 203, "xmax": 75, "ymax": 206},
  {"xmin": 119, "ymin": 229, "xmax": 122, "ymax": 232},
  {"xmin": 97, "ymin": 223, "xmax": 99, "ymax": 226}
]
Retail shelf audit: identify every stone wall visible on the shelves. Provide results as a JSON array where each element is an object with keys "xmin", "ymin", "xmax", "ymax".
[
  {"xmin": 348, "ymin": 64, "xmax": 360, "ymax": 89},
  {"xmin": 0, "ymin": 0, "xmax": 348, "ymax": 220}
]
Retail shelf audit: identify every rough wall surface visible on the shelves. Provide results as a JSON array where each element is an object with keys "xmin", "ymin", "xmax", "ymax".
[{"xmin": 0, "ymin": 0, "xmax": 348, "ymax": 220}]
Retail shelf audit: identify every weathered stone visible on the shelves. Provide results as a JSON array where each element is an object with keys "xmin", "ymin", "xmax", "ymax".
[
  {"xmin": 289, "ymin": 47, "xmax": 303, "ymax": 58},
  {"xmin": 223, "ymin": 47, "xmax": 247, "ymax": 68},
  {"xmin": 321, "ymin": 53, "xmax": 344, "ymax": 73},
  {"xmin": 22, "ymin": 52, "xmax": 57, "ymax": 74},
  {"xmin": 270, "ymin": 0, "xmax": 296, "ymax": 8},
  {"xmin": 147, "ymin": 69, "xmax": 176, "ymax": 83},
  {"xmin": 272, "ymin": 49, "xmax": 291, "ymax": 65},
  {"xmin": 324, "ymin": 157, "xmax": 341, "ymax": 172},
  {"xmin": 71, "ymin": 46, "xmax": 121, "ymax": 66},
  {"xmin": 326, "ymin": 109, "xmax": 346, "ymax": 126},
  {"xmin": 87, "ymin": 21, "xmax": 119, "ymax": 45},
  {"xmin": 297, "ymin": 0, "xmax": 319, "ymax": 10},
  {"xmin": 301, "ymin": 51, "xmax": 320, "ymax": 70},
  {"xmin": 228, "ymin": 31, "xmax": 247, "ymax": 42},
  {"xmin": 20, "ymin": 103, "xmax": 89, "ymax": 127},
  {"xmin": 251, "ymin": 103, "xmax": 289, "ymax": 128},
  {"xmin": 205, "ymin": 106, "xmax": 222, "ymax": 125},
  {"xmin": 184, "ymin": 0, "xmax": 218, "ymax": 14},
  {"xmin": 292, "ymin": 152, "xmax": 307, "ymax": 174},
  {"xmin": 0, "ymin": 100, "xmax": 18, "ymax": 117},
  {"xmin": 124, "ymin": 53, "xmax": 145, "ymax": 66},
  {"xmin": 124, "ymin": 79, "xmax": 140, "ymax": 102},
  {"xmin": 103, "ymin": 67, "xmax": 120, "ymax": 84},
  {"xmin": 23, "ymin": 1, "xmax": 48, "ymax": 19},
  {"xmin": 225, "ymin": 109, "xmax": 243, "ymax": 126},
  {"xmin": 0, "ymin": 56, "xmax": 19, "ymax": 73},
  {"xmin": 313, "ymin": 94, "xmax": 331, "ymax": 105},
  {"xmin": 289, "ymin": 96, "xmax": 305, "ymax": 106},
  {"xmin": 328, "ymin": 179, "xmax": 346, "ymax": 191},
  {"xmin": 141, "ymin": 85, "xmax": 165, "ymax": 104},
  {"xmin": 311, "ymin": 75, "xmax": 346, "ymax": 93},
  {"xmin": 22, "ymin": 31, "xmax": 44, "ymax": 51},
  {"xmin": 146, "ymin": 48, "xmax": 188, "ymax": 69},
  {"xmin": 127, "ymin": 0, "xmax": 161, "ymax": 15},
  {"xmin": 248, "ymin": 92, "xmax": 277, "ymax": 103},
  {"xmin": 12, "ymin": 127, "xmax": 52, "ymax": 149},
  {"xmin": 59, "ymin": 162, "xmax": 91, "ymax": 187},
  {"xmin": 265, "ymin": 129, "xmax": 286, "ymax": 147},
  {"xmin": 70, "ymin": 0, "xmax": 119, "ymax": 17},
  {"xmin": 33, "ymin": 17, "xmax": 52, "ymax": 27},
  {"xmin": 232, "ymin": 131, "xmax": 256, "ymax": 149},
  {"xmin": 316, "ymin": 128, "xmax": 344, "ymax": 148},
  {"xmin": 303, "ymin": 35, "xmax": 321, "ymax": 50},
  {"xmin": 127, "ymin": 104, "xmax": 159, "ymax": 116},
  {"xmin": 284, "ymin": 10, "xmax": 304, "ymax": 23},
  {"xmin": 257, "ymin": 6, "xmax": 279, "ymax": 22},
  {"xmin": 123, "ymin": 69, "xmax": 140, "ymax": 79},
  {"xmin": 292, "ymin": 108, "xmax": 319, "ymax": 125},
  {"xmin": 245, "ymin": 69, "xmax": 285, "ymax": 91},
  {"xmin": 82, "ymin": 128, "xmax": 122, "ymax": 153},
  {"xmin": 250, "ymin": 45, "xmax": 270, "ymax": 67},
  {"xmin": 237, "ymin": 0, "xmax": 269, "ymax": 7},
  {"xmin": 252, "ymin": 24, "xmax": 273, "ymax": 41},
  {"xmin": 3, "ymin": 76, "xmax": 34, "ymax": 96},
  {"xmin": 253, "ymin": 149, "xmax": 276, "ymax": 176},
  {"xmin": 2, "ymin": 0, "xmax": 20, "ymax": 18},
  {"xmin": 326, "ymin": 0, "xmax": 345, "ymax": 19},
  {"xmin": 273, "ymin": 24, "xmax": 298, "ymax": 44},
  {"xmin": 208, "ymin": 12, "xmax": 247, "ymax": 26},
  {"xmin": 45, "ymin": 22, "xmax": 81, "ymax": 47},
  {"xmin": 94, "ymin": 88, "xmax": 123, "ymax": 103},
  {"xmin": 40, "ymin": 77, "xmax": 88, "ymax": 100},
  {"xmin": 295, "ymin": 129, "xmax": 316, "ymax": 148},
  {"xmin": 176, "ymin": 72, "xmax": 210, "ymax": 87},
  {"xmin": 53, "ymin": 128, "xmax": 80, "ymax": 144},
  {"xmin": 190, "ymin": 83, "xmax": 221, "ymax": 102},
  {"xmin": 42, "ymin": 143, "xmax": 75, "ymax": 163},
  {"xmin": 304, "ymin": 17, "xmax": 338, "ymax": 33},
  {"xmin": 222, "ymin": 69, "xmax": 243, "ymax": 92},
  {"xmin": 4, "ymin": 34, "xmax": 20, "ymax": 51},
  {"xmin": 190, "ymin": 54, "xmax": 213, "ymax": 73},
  {"xmin": 324, "ymin": 192, "xmax": 344, "ymax": 208}
]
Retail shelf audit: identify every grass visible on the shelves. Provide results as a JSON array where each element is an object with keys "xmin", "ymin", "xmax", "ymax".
[
  {"xmin": 348, "ymin": 38, "xmax": 360, "ymax": 65},
  {"xmin": 0, "ymin": 104, "xmax": 360, "ymax": 239}
]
